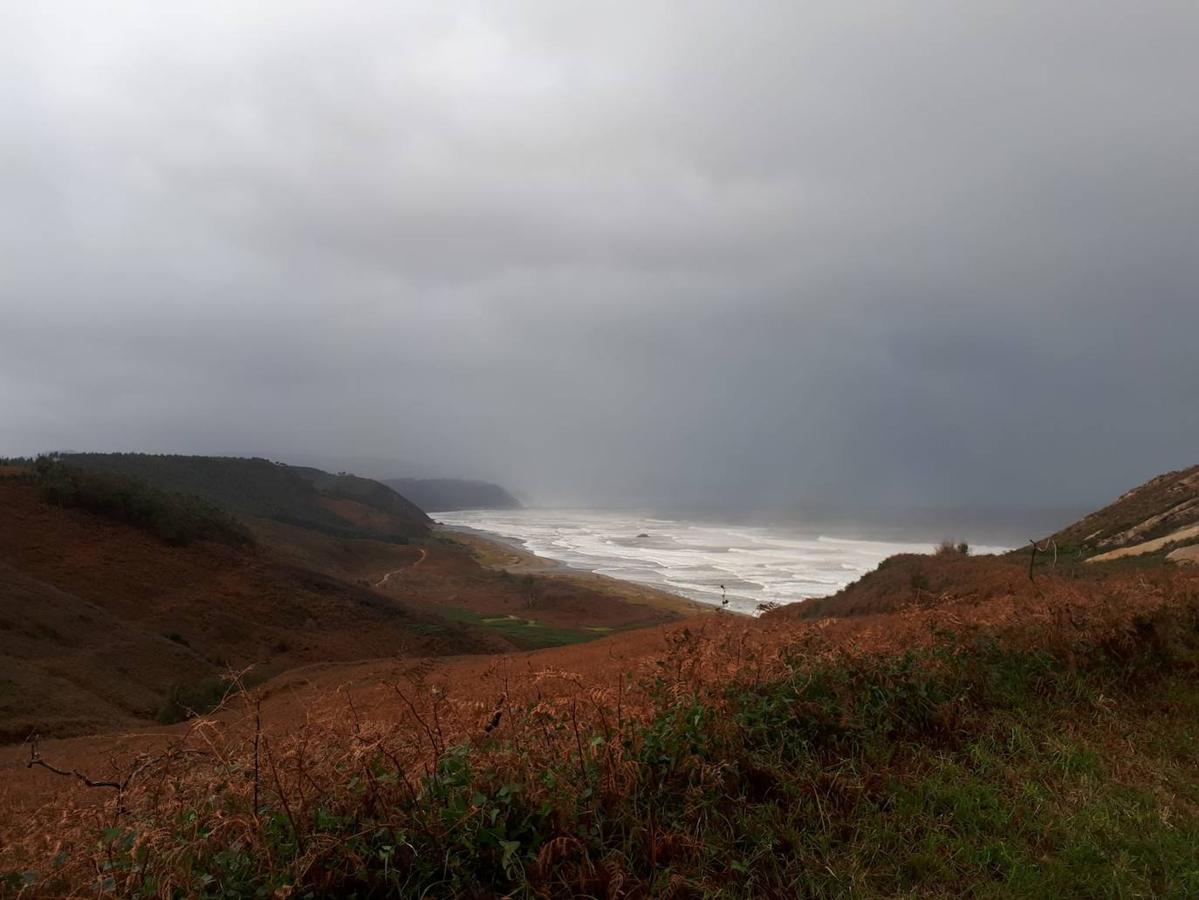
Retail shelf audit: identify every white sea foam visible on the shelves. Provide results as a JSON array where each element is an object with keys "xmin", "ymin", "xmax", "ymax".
[{"xmin": 436, "ymin": 509, "xmax": 1010, "ymax": 614}]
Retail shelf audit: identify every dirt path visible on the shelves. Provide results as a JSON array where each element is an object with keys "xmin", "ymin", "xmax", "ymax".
[{"xmin": 374, "ymin": 547, "xmax": 428, "ymax": 587}]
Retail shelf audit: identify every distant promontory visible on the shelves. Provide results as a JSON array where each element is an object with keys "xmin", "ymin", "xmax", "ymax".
[{"xmin": 384, "ymin": 478, "xmax": 521, "ymax": 512}]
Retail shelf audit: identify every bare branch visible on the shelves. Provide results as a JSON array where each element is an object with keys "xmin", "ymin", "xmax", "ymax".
[{"xmin": 26, "ymin": 735, "xmax": 121, "ymax": 790}]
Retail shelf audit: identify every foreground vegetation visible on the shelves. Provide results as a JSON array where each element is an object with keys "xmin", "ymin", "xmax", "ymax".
[{"xmin": 9, "ymin": 584, "xmax": 1198, "ymax": 898}]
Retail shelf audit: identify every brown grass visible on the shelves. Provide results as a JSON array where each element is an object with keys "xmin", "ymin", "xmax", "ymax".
[
  {"xmin": 0, "ymin": 482, "xmax": 696, "ymax": 748},
  {"xmin": 5, "ymin": 561, "xmax": 1196, "ymax": 892},
  {"xmin": 0, "ymin": 483, "xmax": 496, "ymax": 743}
]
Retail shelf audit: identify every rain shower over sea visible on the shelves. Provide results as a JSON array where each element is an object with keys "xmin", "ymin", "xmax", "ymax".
[{"xmin": 436, "ymin": 508, "xmax": 1012, "ymax": 614}]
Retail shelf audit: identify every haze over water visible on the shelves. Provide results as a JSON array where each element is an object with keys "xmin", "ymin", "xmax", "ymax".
[{"xmin": 438, "ymin": 509, "xmax": 1013, "ymax": 614}]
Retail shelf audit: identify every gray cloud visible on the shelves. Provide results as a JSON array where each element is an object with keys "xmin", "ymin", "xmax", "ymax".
[{"xmin": 2, "ymin": 1, "xmax": 1197, "ymax": 510}]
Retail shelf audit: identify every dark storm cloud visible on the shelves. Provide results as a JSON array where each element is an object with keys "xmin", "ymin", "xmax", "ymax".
[{"xmin": 2, "ymin": 1, "xmax": 1197, "ymax": 508}]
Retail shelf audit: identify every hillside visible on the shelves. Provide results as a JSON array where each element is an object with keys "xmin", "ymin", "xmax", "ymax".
[
  {"xmin": 4, "ymin": 465, "xmax": 1199, "ymax": 896},
  {"xmin": 0, "ymin": 478, "xmax": 491, "ymax": 741},
  {"xmin": 771, "ymin": 462, "xmax": 1199, "ymax": 622},
  {"xmin": 1037, "ymin": 462, "xmax": 1199, "ymax": 564},
  {"xmin": 384, "ymin": 477, "xmax": 521, "ymax": 511},
  {"xmin": 60, "ymin": 453, "xmax": 430, "ymax": 541},
  {"xmin": 289, "ymin": 466, "xmax": 430, "ymax": 526},
  {"xmin": 0, "ymin": 560, "xmax": 210, "ymax": 743},
  {"xmin": 0, "ymin": 466, "xmax": 690, "ymax": 743}
]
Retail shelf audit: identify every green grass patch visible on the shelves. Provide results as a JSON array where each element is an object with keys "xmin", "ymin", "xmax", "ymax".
[{"xmin": 434, "ymin": 606, "xmax": 602, "ymax": 650}]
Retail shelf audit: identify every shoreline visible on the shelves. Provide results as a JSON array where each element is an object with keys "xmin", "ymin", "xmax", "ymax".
[
  {"xmin": 436, "ymin": 524, "xmax": 713, "ymax": 618},
  {"xmin": 434, "ymin": 509, "xmax": 1018, "ymax": 616}
]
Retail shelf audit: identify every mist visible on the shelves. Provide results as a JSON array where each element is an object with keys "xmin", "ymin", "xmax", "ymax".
[{"xmin": 3, "ymin": 2, "xmax": 1197, "ymax": 510}]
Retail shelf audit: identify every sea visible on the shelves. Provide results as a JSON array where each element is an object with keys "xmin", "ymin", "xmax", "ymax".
[{"xmin": 433, "ymin": 507, "xmax": 1069, "ymax": 614}]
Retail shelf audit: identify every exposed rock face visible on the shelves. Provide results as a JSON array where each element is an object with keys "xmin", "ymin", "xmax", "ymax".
[
  {"xmin": 1040, "ymin": 463, "xmax": 1199, "ymax": 559},
  {"xmin": 1087, "ymin": 524, "xmax": 1199, "ymax": 563},
  {"xmin": 1167, "ymin": 544, "xmax": 1199, "ymax": 565}
]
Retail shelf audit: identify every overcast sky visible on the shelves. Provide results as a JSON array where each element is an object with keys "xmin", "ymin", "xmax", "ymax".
[{"xmin": 2, "ymin": 2, "xmax": 1196, "ymax": 509}]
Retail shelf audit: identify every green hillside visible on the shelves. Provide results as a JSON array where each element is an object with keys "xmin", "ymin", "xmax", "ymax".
[
  {"xmin": 292, "ymin": 466, "xmax": 430, "ymax": 522},
  {"xmin": 60, "ymin": 453, "xmax": 430, "ymax": 541}
]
